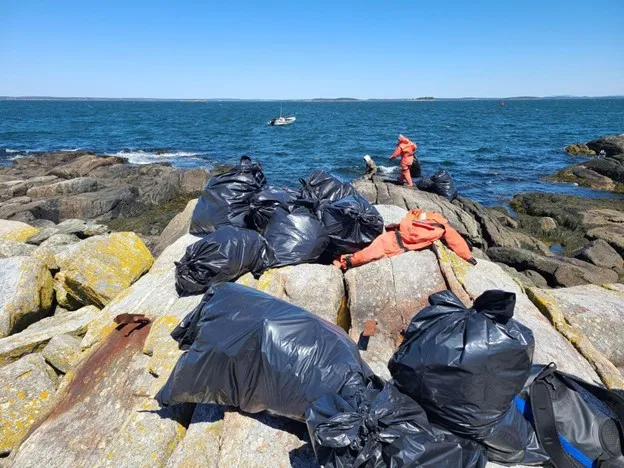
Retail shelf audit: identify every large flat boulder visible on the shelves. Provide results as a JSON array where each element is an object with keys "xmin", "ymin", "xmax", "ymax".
[
  {"xmin": 53, "ymin": 232, "xmax": 154, "ymax": 308},
  {"xmin": 437, "ymin": 245, "xmax": 600, "ymax": 384},
  {"xmin": 0, "ymin": 176, "xmax": 59, "ymax": 202},
  {"xmin": 344, "ymin": 250, "xmax": 446, "ymax": 378},
  {"xmin": 0, "ymin": 257, "xmax": 54, "ymax": 338},
  {"xmin": 487, "ymin": 246, "xmax": 618, "ymax": 287},
  {"xmin": 587, "ymin": 224, "xmax": 624, "ymax": 257},
  {"xmin": 572, "ymin": 239, "xmax": 623, "ymax": 272},
  {"xmin": 0, "ymin": 306, "xmax": 98, "ymax": 367},
  {"xmin": 527, "ymin": 285, "xmax": 624, "ymax": 383},
  {"xmin": 253, "ymin": 264, "xmax": 346, "ymax": 326},
  {"xmin": 0, "ymin": 220, "xmax": 38, "ymax": 242},
  {"xmin": 25, "ymin": 177, "xmax": 98, "ymax": 199},
  {"xmin": 48, "ymin": 154, "xmax": 126, "ymax": 179},
  {"xmin": 0, "ymin": 354, "xmax": 57, "ymax": 456},
  {"xmin": 56, "ymin": 185, "xmax": 139, "ymax": 221}
]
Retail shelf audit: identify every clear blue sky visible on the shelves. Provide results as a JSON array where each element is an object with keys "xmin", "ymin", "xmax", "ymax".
[{"xmin": 1, "ymin": 0, "xmax": 623, "ymax": 99}]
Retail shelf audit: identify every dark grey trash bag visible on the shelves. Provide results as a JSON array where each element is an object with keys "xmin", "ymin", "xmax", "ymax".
[
  {"xmin": 156, "ymin": 283, "xmax": 373, "ymax": 421},
  {"xmin": 299, "ymin": 169, "xmax": 358, "ymax": 203},
  {"xmin": 317, "ymin": 194, "xmax": 384, "ymax": 257},
  {"xmin": 190, "ymin": 163, "xmax": 266, "ymax": 234},
  {"xmin": 249, "ymin": 187, "xmax": 300, "ymax": 232},
  {"xmin": 306, "ymin": 380, "xmax": 487, "ymax": 468},
  {"xmin": 417, "ymin": 168, "xmax": 458, "ymax": 201},
  {"xmin": 174, "ymin": 226, "xmax": 276, "ymax": 296},
  {"xmin": 389, "ymin": 289, "xmax": 541, "ymax": 464},
  {"xmin": 263, "ymin": 205, "xmax": 330, "ymax": 266}
]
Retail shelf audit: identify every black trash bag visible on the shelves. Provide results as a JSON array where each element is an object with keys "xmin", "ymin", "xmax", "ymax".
[
  {"xmin": 174, "ymin": 226, "xmax": 276, "ymax": 296},
  {"xmin": 299, "ymin": 169, "xmax": 358, "ymax": 203},
  {"xmin": 417, "ymin": 168, "xmax": 458, "ymax": 201},
  {"xmin": 263, "ymin": 205, "xmax": 330, "ymax": 266},
  {"xmin": 317, "ymin": 194, "xmax": 384, "ymax": 257},
  {"xmin": 389, "ymin": 290, "xmax": 536, "ymax": 461},
  {"xmin": 410, "ymin": 157, "xmax": 422, "ymax": 179},
  {"xmin": 156, "ymin": 282, "xmax": 373, "ymax": 421},
  {"xmin": 306, "ymin": 381, "xmax": 487, "ymax": 468},
  {"xmin": 249, "ymin": 187, "xmax": 300, "ymax": 232},
  {"xmin": 480, "ymin": 405, "xmax": 549, "ymax": 465},
  {"xmin": 190, "ymin": 163, "xmax": 266, "ymax": 234}
]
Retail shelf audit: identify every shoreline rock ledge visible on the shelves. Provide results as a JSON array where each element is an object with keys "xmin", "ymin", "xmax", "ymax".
[
  {"xmin": 0, "ymin": 151, "xmax": 210, "ymax": 224},
  {"xmin": 553, "ymin": 133, "xmax": 624, "ymax": 192},
  {"xmin": 0, "ymin": 174, "xmax": 622, "ymax": 466}
]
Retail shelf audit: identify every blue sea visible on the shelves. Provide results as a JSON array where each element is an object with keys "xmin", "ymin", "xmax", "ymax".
[{"xmin": 1, "ymin": 99, "xmax": 623, "ymax": 206}]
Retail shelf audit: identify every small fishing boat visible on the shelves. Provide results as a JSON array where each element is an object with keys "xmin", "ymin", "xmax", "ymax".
[
  {"xmin": 268, "ymin": 103, "xmax": 296, "ymax": 126},
  {"xmin": 268, "ymin": 115, "xmax": 296, "ymax": 126}
]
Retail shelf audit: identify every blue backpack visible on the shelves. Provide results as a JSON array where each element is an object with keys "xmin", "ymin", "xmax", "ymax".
[{"xmin": 515, "ymin": 363, "xmax": 624, "ymax": 468}]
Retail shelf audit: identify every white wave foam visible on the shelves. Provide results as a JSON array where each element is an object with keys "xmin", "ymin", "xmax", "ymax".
[
  {"xmin": 377, "ymin": 165, "xmax": 400, "ymax": 174},
  {"xmin": 5, "ymin": 149, "xmax": 20, "ymax": 153},
  {"xmin": 105, "ymin": 150, "xmax": 200, "ymax": 165}
]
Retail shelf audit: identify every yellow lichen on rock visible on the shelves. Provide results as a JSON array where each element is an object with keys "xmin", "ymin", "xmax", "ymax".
[
  {"xmin": 0, "ymin": 220, "xmax": 39, "ymax": 243},
  {"xmin": 0, "ymin": 256, "xmax": 54, "ymax": 338},
  {"xmin": 54, "ymin": 232, "xmax": 154, "ymax": 308},
  {"xmin": 0, "ymin": 354, "xmax": 57, "ymax": 455},
  {"xmin": 527, "ymin": 287, "xmax": 624, "ymax": 389},
  {"xmin": 143, "ymin": 315, "xmax": 183, "ymax": 378},
  {"xmin": 255, "ymin": 269, "xmax": 286, "ymax": 298}
]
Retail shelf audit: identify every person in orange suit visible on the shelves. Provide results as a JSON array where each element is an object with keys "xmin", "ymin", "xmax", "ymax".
[
  {"xmin": 390, "ymin": 134, "xmax": 417, "ymax": 186},
  {"xmin": 335, "ymin": 209, "xmax": 476, "ymax": 270}
]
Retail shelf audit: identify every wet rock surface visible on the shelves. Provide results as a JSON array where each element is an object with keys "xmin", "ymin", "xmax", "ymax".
[
  {"xmin": 0, "ymin": 151, "xmax": 209, "ymax": 224},
  {"xmin": 487, "ymin": 246, "xmax": 619, "ymax": 287}
]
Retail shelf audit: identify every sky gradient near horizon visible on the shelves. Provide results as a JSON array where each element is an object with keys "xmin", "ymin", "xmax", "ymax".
[{"xmin": 1, "ymin": 0, "xmax": 623, "ymax": 99}]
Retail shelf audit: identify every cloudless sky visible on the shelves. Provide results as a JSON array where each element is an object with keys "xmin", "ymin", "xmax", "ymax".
[{"xmin": 1, "ymin": 0, "xmax": 623, "ymax": 99}]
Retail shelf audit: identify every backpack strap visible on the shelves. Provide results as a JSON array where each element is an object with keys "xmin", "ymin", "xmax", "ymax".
[{"xmin": 529, "ymin": 364, "xmax": 578, "ymax": 468}]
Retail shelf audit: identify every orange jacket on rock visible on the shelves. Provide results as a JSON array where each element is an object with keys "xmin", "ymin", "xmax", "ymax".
[{"xmin": 337, "ymin": 209, "xmax": 474, "ymax": 269}]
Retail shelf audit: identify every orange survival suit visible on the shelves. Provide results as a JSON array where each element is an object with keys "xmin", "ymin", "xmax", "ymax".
[
  {"xmin": 390, "ymin": 135, "xmax": 417, "ymax": 186},
  {"xmin": 336, "ymin": 209, "xmax": 475, "ymax": 270}
]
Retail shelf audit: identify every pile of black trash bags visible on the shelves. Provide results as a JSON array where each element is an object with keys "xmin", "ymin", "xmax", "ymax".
[
  {"xmin": 158, "ymin": 282, "xmax": 624, "ymax": 467},
  {"xmin": 176, "ymin": 161, "xmax": 383, "ymax": 296}
]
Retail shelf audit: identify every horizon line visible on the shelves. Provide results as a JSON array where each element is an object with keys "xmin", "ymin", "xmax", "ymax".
[{"xmin": 1, "ymin": 95, "xmax": 624, "ymax": 102}]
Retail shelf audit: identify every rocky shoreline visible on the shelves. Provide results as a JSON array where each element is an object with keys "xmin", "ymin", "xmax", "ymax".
[
  {"xmin": 553, "ymin": 134, "xmax": 624, "ymax": 192},
  {"xmin": 0, "ymin": 146, "xmax": 623, "ymax": 466}
]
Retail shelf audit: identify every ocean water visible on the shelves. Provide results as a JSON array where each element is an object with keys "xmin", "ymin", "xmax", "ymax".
[{"xmin": 1, "ymin": 99, "xmax": 623, "ymax": 206}]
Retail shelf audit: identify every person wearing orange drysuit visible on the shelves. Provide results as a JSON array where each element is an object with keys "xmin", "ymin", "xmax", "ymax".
[
  {"xmin": 389, "ymin": 135, "xmax": 417, "ymax": 186},
  {"xmin": 335, "ymin": 209, "xmax": 476, "ymax": 270}
]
